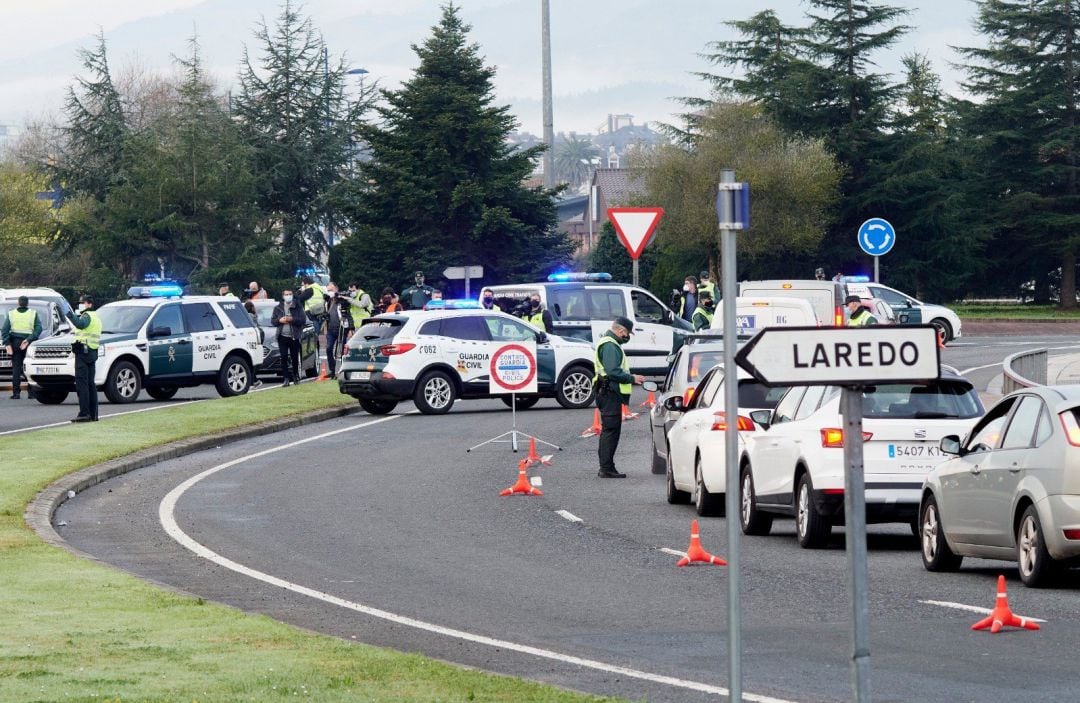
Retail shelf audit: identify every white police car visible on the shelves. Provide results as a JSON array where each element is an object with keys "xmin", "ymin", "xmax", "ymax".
[
  {"xmin": 25, "ymin": 288, "xmax": 264, "ymax": 404},
  {"xmin": 338, "ymin": 303, "xmax": 596, "ymax": 415}
]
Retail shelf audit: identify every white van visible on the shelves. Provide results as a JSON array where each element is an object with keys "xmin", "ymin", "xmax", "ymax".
[
  {"xmin": 737, "ymin": 279, "xmax": 847, "ymax": 327},
  {"xmin": 710, "ymin": 296, "xmax": 818, "ymax": 333}
]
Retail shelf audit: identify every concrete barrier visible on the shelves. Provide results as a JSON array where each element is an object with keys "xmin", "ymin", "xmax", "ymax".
[{"xmin": 1002, "ymin": 348, "xmax": 1047, "ymax": 394}]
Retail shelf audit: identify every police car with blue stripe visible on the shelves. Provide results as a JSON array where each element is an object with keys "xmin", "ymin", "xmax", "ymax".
[
  {"xmin": 338, "ymin": 300, "xmax": 596, "ymax": 415},
  {"xmin": 25, "ymin": 284, "xmax": 263, "ymax": 404}
]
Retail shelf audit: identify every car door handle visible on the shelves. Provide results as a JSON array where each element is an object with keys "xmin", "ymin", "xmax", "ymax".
[
  {"xmin": 214, "ymin": 335, "xmax": 227, "ymax": 340},
  {"xmin": 634, "ymin": 328, "xmax": 644, "ymax": 332},
  {"xmin": 177, "ymin": 339, "xmax": 191, "ymax": 345}
]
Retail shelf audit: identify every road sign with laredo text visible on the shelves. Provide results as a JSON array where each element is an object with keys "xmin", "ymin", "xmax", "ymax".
[{"xmin": 734, "ymin": 325, "xmax": 940, "ymax": 387}]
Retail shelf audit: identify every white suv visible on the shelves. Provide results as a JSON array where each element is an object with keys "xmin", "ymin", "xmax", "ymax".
[
  {"xmin": 738, "ymin": 371, "xmax": 984, "ymax": 547},
  {"xmin": 25, "ymin": 295, "xmax": 263, "ymax": 404}
]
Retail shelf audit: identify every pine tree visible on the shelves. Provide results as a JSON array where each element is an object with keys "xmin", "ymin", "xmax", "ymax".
[
  {"xmin": 958, "ymin": 0, "xmax": 1080, "ymax": 306},
  {"xmin": 336, "ymin": 4, "xmax": 572, "ymax": 293}
]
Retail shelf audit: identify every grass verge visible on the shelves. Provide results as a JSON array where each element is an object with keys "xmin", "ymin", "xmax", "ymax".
[
  {"xmin": 0, "ymin": 384, "xmax": 617, "ymax": 703},
  {"xmin": 953, "ymin": 304, "xmax": 1080, "ymax": 320}
]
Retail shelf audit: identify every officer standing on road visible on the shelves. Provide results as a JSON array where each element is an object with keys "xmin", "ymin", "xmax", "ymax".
[
  {"xmin": 692, "ymin": 290, "xmax": 715, "ymax": 331},
  {"xmin": 325, "ymin": 283, "xmax": 353, "ymax": 377},
  {"xmin": 845, "ymin": 294, "xmax": 878, "ymax": 326},
  {"xmin": 2, "ymin": 296, "xmax": 42, "ymax": 399},
  {"xmin": 65, "ymin": 294, "xmax": 100, "ymax": 422},
  {"xmin": 298, "ymin": 275, "xmax": 329, "ymax": 365},
  {"xmin": 593, "ymin": 316, "xmax": 645, "ymax": 478},
  {"xmin": 402, "ymin": 271, "xmax": 435, "ymax": 310}
]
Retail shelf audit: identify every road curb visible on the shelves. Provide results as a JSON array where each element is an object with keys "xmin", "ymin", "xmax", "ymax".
[{"xmin": 24, "ymin": 403, "xmax": 362, "ymax": 555}]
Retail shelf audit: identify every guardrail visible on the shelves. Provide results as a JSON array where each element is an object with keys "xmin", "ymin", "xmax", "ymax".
[{"xmin": 1001, "ymin": 348, "xmax": 1047, "ymax": 394}]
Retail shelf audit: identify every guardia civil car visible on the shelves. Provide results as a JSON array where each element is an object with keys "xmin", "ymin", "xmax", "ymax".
[
  {"xmin": 338, "ymin": 305, "xmax": 596, "ymax": 415},
  {"xmin": 25, "ymin": 290, "xmax": 263, "ymax": 404}
]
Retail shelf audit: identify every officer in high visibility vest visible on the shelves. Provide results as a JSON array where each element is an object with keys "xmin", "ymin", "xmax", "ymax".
[
  {"xmin": 692, "ymin": 290, "xmax": 715, "ymax": 331},
  {"xmin": 845, "ymin": 295, "xmax": 878, "ymax": 326},
  {"xmin": 66, "ymin": 294, "xmax": 101, "ymax": 421},
  {"xmin": 698, "ymin": 270, "xmax": 717, "ymax": 302},
  {"xmin": 593, "ymin": 316, "xmax": 645, "ymax": 478},
  {"xmin": 2, "ymin": 296, "xmax": 42, "ymax": 399},
  {"xmin": 299, "ymin": 275, "xmax": 329, "ymax": 365},
  {"xmin": 521, "ymin": 293, "xmax": 554, "ymax": 333}
]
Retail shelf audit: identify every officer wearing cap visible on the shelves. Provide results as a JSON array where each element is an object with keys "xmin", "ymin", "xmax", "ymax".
[
  {"xmin": 698, "ymin": 270, "xmax": 717, "ymax": 302},
  {"xmin": 65, "ymin": 294, "xmax": 101, "ymax": 421},
  {"xmin": 402, "ymin": 271, "xmax": 435, "ymax": 310},
  {"xmin": 2, "ymin": 296, "xmax": 42, "ymax": 399},
  {"xmin": 593, "ymin": 316, "xmax": 645, "ymax": 478},
  {"xmin": 845, "ymin": 294, "xmax": 878, "ymax": 326}
]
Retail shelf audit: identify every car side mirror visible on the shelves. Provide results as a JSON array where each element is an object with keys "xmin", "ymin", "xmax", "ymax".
[
  {"xmin": 749, "ymin": 409, "xmax": 772, "ymax": 430},
  {"xmin": 663, "ymin": 396, "xmax": 685, "ymax": 412},
  {"xmin": 939, "ymin": 435, "xmax": 962, "ymax": 456},
  {"xmin": 536, "ymin": 332, "xmax": 549, "ymax": 344},
  {"xmin": 148, "ymin": 326, "xmax": 172, "ymax": 338},
  {"xmin": 642, "ymin": 380, "xmax": 659, "ymax": 393}
]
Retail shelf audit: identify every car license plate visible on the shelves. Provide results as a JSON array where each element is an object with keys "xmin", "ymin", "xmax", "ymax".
[
  {"xmin": 887, "ymin": 443, "xmax": 945, "ymax": 459},
  {"xmin": 352, "ymin": 371, "xmax": 371, "ymax": 381},
  {"xmin": 34, "ymin": 366, "xmax": 61, "ymax": 374}
]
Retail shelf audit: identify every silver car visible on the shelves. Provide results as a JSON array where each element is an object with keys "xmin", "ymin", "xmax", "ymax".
[{"xmin": 920, "ymin": 385, "xmax": 1080, "ymax": 587}]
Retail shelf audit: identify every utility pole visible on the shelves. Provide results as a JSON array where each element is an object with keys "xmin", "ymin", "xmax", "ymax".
[{"xmin": 541, "ymin": 0, "xmax": 554, "ymax": 189}]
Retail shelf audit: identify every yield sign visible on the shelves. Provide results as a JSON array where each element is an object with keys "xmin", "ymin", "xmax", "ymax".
[{"xmin": 608, "ymin": 207, "xmax": 664, "ymax": 260}]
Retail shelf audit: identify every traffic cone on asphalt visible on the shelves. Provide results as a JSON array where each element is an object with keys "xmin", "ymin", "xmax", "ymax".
[
  {"xmin": 971, "ymin": 575, "xmax": 1040, "ymax": 633},
  {"xmin": 581, "ymin": 409, "xmax": 602, "ymax": 438},
  {"xmin": 316, "ymin": 360, "xmax": 330, "ymax": 381},
  {"xmin": 676, "ymin": 519, "xmax": 727, "ymax": 567},
  {"xmin": 524, "ymin": 436, "xmax": 552, "ymax": 467},
  {"xmin": 500, "ymin": 459, "xmax": 543, "ymax": 496},
  {"xmin": 621, "ymin": 404, "xmax": 639, "ymax": 421},
  {"xmin": 637, "ymin": 390, "xmax": 657, "ymax": 410}
]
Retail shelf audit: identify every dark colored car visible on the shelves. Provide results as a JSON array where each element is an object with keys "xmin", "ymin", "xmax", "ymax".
[{"xmin": 252, "ymin": 300, "xmax": 318, "ymax": 379}]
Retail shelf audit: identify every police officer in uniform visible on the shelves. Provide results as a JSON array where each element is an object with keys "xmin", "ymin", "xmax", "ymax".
[
  {"xmin": 845, "ymin": 295, "xmax": 878, "ymax": 326},
  {"xmin": 66, "ymin": 294, "xmax": 101, "ymax": 421},
  {"xmin": 521, "ymin": 293, "xmax": 554, "ymax": 333},
  {"xmin": 593, "ymin": 316, "xmax": 645, "ymax": 478},
  {"xmin": 698, "ymin": 270, "xmax": 717, "ymax": 302},
  {"xmin": 3, "ymin": 296, "xmax": 42, "ymax": 399},
  {"xmin": 692, "ymin": 290, "xmax": 715, "ymax": 331},
  {"xmin": 402, "ymin": 271, "xmax": 435, "ymax": 310}
]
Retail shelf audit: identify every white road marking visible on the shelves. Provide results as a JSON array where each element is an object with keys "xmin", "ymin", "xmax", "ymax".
[
  {"xmin": 158, "ymin": 416, "xmax": 798, "ymax": 703},
  {"xmin": 555, "ymin": 509, "xmax": 582, "ymax": 523},
  {"xmin": 919, "ymin": 599, "xmax": 1046, "ymax": 623},
  {"xmin": 660, "ymin": 547, "xmax": 688, "ymax": 558},
  {"xmin": 959, "ymin": 362, "xmax": 1002, "ymax": 376}
]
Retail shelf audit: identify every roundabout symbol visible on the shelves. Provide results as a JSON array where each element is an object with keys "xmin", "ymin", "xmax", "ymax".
[{"xmin": 857, "ymin": 218, "xmax": 896, "ymax": 257}]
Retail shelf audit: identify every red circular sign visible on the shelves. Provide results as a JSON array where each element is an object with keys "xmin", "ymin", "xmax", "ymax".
[{"xmin": 489, "ymin": 343, "xmax": 537, "ymax": 392}]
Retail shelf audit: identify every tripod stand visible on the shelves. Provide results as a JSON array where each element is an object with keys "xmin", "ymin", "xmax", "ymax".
[{"xmin": 466, "ymin": 392, "xmax": 562, "ymax": 454}]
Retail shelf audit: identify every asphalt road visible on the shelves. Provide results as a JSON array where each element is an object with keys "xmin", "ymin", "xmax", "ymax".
[{"xmin": 52, "ymin": 334, "xmax": 1080, "ymax": 703}]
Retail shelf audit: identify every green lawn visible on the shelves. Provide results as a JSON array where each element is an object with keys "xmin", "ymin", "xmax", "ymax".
[
  {"xmin": 953, "ymin": 303, "xmax": 1080, "ymax": 319},
  {"xmin": 0, "ymin": 384, "xmax": 618, "ymax": 703}
]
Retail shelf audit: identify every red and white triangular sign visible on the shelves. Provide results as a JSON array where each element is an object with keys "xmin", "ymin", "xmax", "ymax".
[{"xmin": 608, "ymin": 207, "xmax": 664, "ymax": 260}]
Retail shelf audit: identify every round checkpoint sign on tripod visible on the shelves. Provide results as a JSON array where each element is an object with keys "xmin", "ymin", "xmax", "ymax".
[{"xmin": 489, "ymin": 342, "xmax": 538, "ymax": 395}]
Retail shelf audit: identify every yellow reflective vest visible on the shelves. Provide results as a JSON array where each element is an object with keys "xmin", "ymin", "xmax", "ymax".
[
  {"xmin": 8, "ymin": 308, "xmax": 36, "ymax": 335},
  {"xmin": 74, "ymin": 311, "xmax": 102, "ymax": 350},
  {"xmin": 593, "ymin": 335, "xmax": 632, "ymax": 396}
]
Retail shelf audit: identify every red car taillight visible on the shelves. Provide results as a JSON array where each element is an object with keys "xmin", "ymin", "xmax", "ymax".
[
  {"xmin": 834, "ymin": 305, "xmax": 844, "ymax": 327},
  {"xmin": 820, "ymin": 428, "xmax": 873, "ymax": 448},
  {"xmin": 1063, "ymin": 529, "xmax": 1080, "ymax": 541},
  {"xmin": 380, "ymin": 343, "xmax": 416, "ymax": 356},
  {"xmin": 710, "ymin": 412, "xmax": 756, "ymax": 431},
  {"xmin": 1060, "ymin": 411, "xmax": 1080, "ymax": 446}
]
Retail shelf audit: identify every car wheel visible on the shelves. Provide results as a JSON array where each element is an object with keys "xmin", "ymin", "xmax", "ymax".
[
  {"xmin": 104, "ymin": 360, "xmax": 142, "ymax": 404},
  {"xmin": 650, "ymin": 437, "xmax": 665, "ymax": 475},
  {"xmin": 1017, "ymin": 505, "xmax": 1059, "ymax": 587},
  {"xmin": 666, "ymin": 451, "xmax": 690, "ymax": 505},
  {"xmin": 216, "ymin": 355, "xmax": 253, "ymax": 397},
  {"xmin": 34, "ymin": 389, "xmax": 69, "ymax": 405},
  {"xmin": 146, "ymin": 385, "xmax": 179, "ymax": 401},
  {"xmin": 414, "ymin": 370, "xmax": 456, "ymax": 414},
  {"xmin": 555, "ymin": 364, "xmax": 594, "ymax": 409},
  {"xmin": 930, "ymin": 318, "xmax": 953, "ymax": 343},
  {"xmin": 359, "ymin": 398, "xmax": 398, "ymax": 415},
  {"xmin": 920, "ymin": 494, "xmax": 962, "ymax": 572},
  {"xmin": 694, "ymin": 455, "xmax": 724, "ymax": 517},
  {"xmin": 795, "ymin": 473, "xmax": 831, "ymax": 549},
  {"xmin": 739, "ymin": 465, "xmax": 772, "ymax": 536},
  {"xmin": 501, "ymin": 395, "xmax": 539, "ymax": 409}
]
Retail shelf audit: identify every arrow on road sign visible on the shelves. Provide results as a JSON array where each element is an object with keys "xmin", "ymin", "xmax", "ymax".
[
  {"xmin": 857, "ymin": 218, "xmax": 896, "ymax": 257},
  {"xmin": 734, "ymin": 325, "xmax": 940, "ymax": 387},
  {"xmin": 608, "ymin": 207, "xmax": 664, "ymax": 260},
  {"xmin": 443, "ymin": 265, "xmax": 484, "ymax": 280}
]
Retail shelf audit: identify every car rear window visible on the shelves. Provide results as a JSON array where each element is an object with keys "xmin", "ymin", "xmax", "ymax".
[
  {"xmin": 861, "ymin": 381, "xmax": 982, "ymax": 419},
  {"xmin": 738, "ymin": 380, "xmax": 789, "ymax": 410},
  {"xmin": 355, "ymin": 318, "xmax": 404, "ymax": 341},
  {"xmin": 217, "ymin": 300, "xmax": 255, "ymax": 329},
  {"xmin": 688, "ymin": 350, "xmax": 724, "ymax": 382}
]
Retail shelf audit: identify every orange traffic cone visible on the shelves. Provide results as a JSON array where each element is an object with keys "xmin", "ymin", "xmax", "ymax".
[
  {"xmin": 637, "ymin": 390, "xmax": 657, "ymax": 410},
  {"xmin": 621, "ymin": 404, "xmax": 639, "ymax": 421},
  {"xmin": 676, "ymin": 519, "xmax": 727, "ymax": 567},
  {"xmin": 500, "ymin": 459, "xmax": 543, "ymax": 496},
  {"xmin": 316, "ymin": 360, "xmax": 330, "ymax": 381},
  {"xmin": 524, "ymin": 436, "xmax": 552, "ymax": 467},
  {"xmin": 581, "ymin": 408, "xmax": 602, "ymax": 438},
  {"xmin": 971, "ymin": 575, "xmax": 1040, "ymax": 633}
]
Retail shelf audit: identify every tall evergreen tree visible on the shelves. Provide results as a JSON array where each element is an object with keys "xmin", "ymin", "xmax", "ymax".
[
  {"xmin": 958, "ymin": 0, "xmax": 1080, "ymax": 306},
  {"xmin": 336, "ymin": 4, "xmax": 572, "ymax": 292}
]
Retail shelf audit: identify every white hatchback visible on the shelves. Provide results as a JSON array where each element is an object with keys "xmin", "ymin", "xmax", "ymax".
[{"xmin": 739, "ymin": 372, "xmax": 984, "ymax": 547}]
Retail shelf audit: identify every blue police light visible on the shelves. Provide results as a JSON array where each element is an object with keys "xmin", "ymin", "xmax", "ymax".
[
  {"xmin": 840, "ymin": 275, "xmax": 870, "ymax": 283},
  {"xmin": 423, "ymin": 299, "xmax": 481, "ymax": 310},
  {"xmin": 127, "ymin": 284, "xmax": 184, "ymax": 299},
  {"xmin": 546, "ymin": 272, "xmax": 612, "ymax": 282}
]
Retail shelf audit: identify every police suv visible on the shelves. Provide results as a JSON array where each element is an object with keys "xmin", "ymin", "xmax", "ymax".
[
  {"xmin": 338, "ymin": 303, "xmax": 596, "ymax": 415},
  {"xmin": 25, "ymin": 287, "xmax": 264, "ymax": 404}
]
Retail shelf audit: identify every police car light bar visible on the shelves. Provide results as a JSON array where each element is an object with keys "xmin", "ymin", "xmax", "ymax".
[
  {"xmin": 423, "ymin": 299, "xmax": 481, "ymax": 310},
  {"xmin": 840, "ymin": 275, "xmax": 870, "ymax": 283},
  {"xmin": 547, "ymin": 272, "xmax": 612, "ymax": 282},
  {"xmin": 127, "ymin": 284, "xmax": 183, "ymax": 298}
]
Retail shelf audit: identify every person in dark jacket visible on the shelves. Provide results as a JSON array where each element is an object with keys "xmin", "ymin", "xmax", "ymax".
[
  {"xmin": 325, "ymin": 283, "xmax": 354, "ymax": 377},
  {"xmin": 272, "ymin": 289, "xmax": 307, "ymax": 386},
  {"xmin": 593, "ymin": 316, "xmax": 645, "ymax": 478}
]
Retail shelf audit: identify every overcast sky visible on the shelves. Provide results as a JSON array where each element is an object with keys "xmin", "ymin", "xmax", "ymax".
[{"xmin": 0, "ymin": 0, "xmax": 982, "ymax": 136}]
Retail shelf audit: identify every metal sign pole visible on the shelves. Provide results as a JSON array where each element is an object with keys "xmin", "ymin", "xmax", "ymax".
[
  {"xmin": 719, "ymin": 168, "xmax": 742, "ymax": 702},
  {"xmin": 841, "ymin": 387, "xmax": 871, "ymax": 701},
  {"xmin": 511, "ymin": 392, "xmax": 519, "ymax": 451},
  {"xmin": 874, "ymin": 256, "xmax": 879, "ymax": 284},
  {"xmin": 632, "ymin": 259, "xmax": 639, "ymax": 287}
]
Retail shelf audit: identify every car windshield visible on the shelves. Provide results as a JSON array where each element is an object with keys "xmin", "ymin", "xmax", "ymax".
[
  {"xmin": 254, "ymin": 304, "xmax": 276, "ymax": 327},
  {"xmin": 96, "ymin": 305, "xmax": 153, "ymax": 334},
  {"xmin": 355, "ymin": 318, "xmax": 404, "ymax": 341},
  {"xmin": 861, "ymin": 381, "xmax": 983, "ymax": 419}
]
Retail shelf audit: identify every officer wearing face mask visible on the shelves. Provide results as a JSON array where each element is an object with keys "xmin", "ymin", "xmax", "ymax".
[
  {"xmin": 692, "ymin": 290, "xmax": 715, "ymax": 331},
  {"xmin": 672, "ymin": 276, "xmax": 698, "ymax": 322},
  {"xmin": 480, "ymin": 287, "xmax": 498, "ymax": 311},
  {"xmin": 593, "ymin": 316, "xmax": 646, "ymax": 478},
  {"xmin": 65, "ymin": 294, "xmax": 101, "ymax": 421},
  {"xmin": 519, "ymin": 293, "xmax": 553, "ymax": 333}
]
